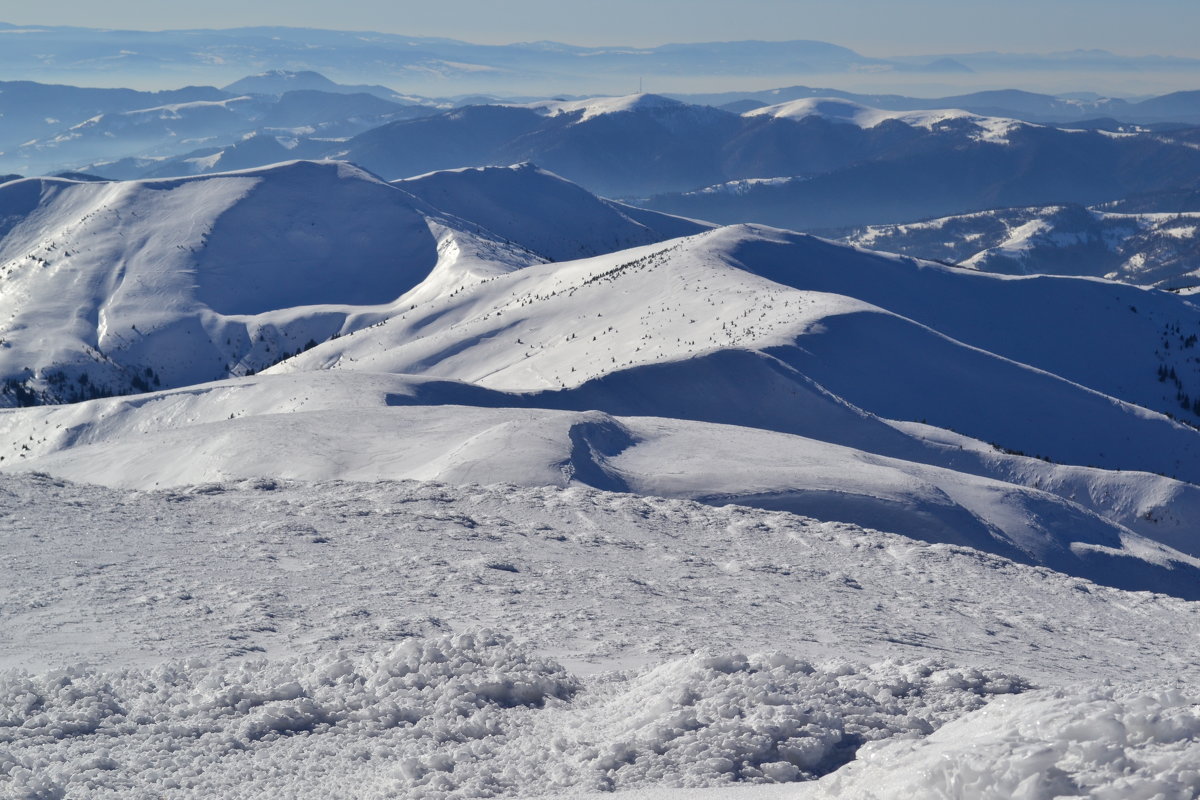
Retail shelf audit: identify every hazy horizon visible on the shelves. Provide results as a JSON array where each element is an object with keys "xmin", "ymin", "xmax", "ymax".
[
  {"xmin": 4, "ymin": 4, "xmax": 1200, "ymax": 99},
  {"xmin": 6, "ymin": 0, "xmax": 1200, "ymax": 58}
]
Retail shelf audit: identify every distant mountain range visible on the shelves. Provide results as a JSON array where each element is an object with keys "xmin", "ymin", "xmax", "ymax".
[
  {"xmin": 7, "ymin": 77, "xmax": 1200, "ymax": 243},
  {"xmin": 3, "ymin": 22, "xmax": 1200, "ymax": 95},
  {"xmin": 6, "ymin": 71, "xmax": 1200, "ymax": 194},
  {"xmin": 0, "ymin": 78, "xmax": 440, "ymax": 177},
  {"xmin": 69, "ymin": 92, "xmax": 1200, "ymax": 227}
]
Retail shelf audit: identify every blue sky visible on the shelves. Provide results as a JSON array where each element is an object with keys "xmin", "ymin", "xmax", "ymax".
[{"xmin": 11, "ymin": 0, "xmax": 1200, "ymax": 56}]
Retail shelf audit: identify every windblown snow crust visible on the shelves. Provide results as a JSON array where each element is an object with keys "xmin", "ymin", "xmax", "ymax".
[{"xmin": 816, "ymin": 685, "xmax": 1200, "ymax": 800}]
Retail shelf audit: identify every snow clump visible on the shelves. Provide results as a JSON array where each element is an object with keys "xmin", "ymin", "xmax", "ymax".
[
  {"xmin": 0, "ymin": 633, "xmax": 1031, "ymax": 799},
  {"xmin": 815, "ymin": 683, "xmax": 1200, "ymax": 799}
]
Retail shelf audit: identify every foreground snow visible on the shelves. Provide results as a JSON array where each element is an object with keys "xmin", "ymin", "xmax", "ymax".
[
  {"xmin": 0, "ymin": 633, "xmax": 1025, "ymax": 798},
  {"xmin": 2, "ymin": 474, "xmax": 1198, "ymax": 798},
  {"xmin": 815, "ymin": 686, "xmax": 1200, "ymax": 799}
]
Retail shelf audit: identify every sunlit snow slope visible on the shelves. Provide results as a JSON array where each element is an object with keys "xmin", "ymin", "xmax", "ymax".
[{"xmin": 0, "ymin": 160, "xmax": 704, "ymax": 404}]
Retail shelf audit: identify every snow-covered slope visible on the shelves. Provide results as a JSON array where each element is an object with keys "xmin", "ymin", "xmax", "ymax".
[
  {"xmin": 276, "ymin": 223, "xmax": 1200, "ymax": 480},
  {"xmin": 521, "ymin": 92, "xmax": 734, "ymax": 131},
  {"xmin": 3, "ymin": 201, "xmax": 1200, "ymax": 595},
  {"xmin": 0, "ymin": 161, "xmax": 697, "ymax": 404},
  {"xmin": 842, "ymin": 203, "xmax": 1200, "ymax": 290},
  {"xmin": 2, "ymin": 160, "xmax": 1199, "ymax": 596},
  {"xmin": 2, "ymin": 140, "xmax": 1200, "ymax": 800},
  {"xmin": 0, "ymin": 161, "xmax": 443, "ymax": 400},
  {"xmin": 393, "ymin": 163, "xmax": 710, "ymax": 262},
  {"xmin": 2, "ymin": 370, "xmax": 1197, "ymax": 598}
]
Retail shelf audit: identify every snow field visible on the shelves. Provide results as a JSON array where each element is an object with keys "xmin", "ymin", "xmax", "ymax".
[
  {"xmin": 0, "ymin": 160, "xmax": 700, "ymax": 405},
  {"xmin": 5, "ymin": 474, "xmax": 1200, "ymax": 684},
  {"xmin": 2, "ymin": 472, "xmax": 1200, "ymax": 797}
]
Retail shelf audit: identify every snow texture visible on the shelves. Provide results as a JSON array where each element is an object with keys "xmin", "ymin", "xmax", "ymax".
[
  {"xmin": 3, "ymin": 474, "xmax": 1199, "ymax": 798},
  {"xmin": 816, "ymin": 685, "xmax": 1200, "ymax": 800},
  {"xmin": 0, "ymin": 634, "xmax": 1026, "ymax": 799}
]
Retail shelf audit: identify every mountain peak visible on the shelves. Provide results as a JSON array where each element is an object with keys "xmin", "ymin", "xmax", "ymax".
[
  {"xmin": 533, "ymin": 93, "xmax": 690, "ymax": 122},
  {"xmin": 222, "ymin": 70, "xmax": 340, "ymax": 95}
]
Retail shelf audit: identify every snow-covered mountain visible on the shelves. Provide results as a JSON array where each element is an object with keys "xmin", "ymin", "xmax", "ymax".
[
  {"xmin": 643, "ymin": 101, "xmax": 1200, "ymax": 229},
  {"xmin": 326, "ymin": 94, "xmax": 744, "ymax": 197},
  {"xmin": 744, "ymin": 97, "xmax": 1024, "ymax": 143},
  {"xmin": 317, "ymin": 93, "xmax": 1200, "ymax": 228},
  {"xmin": 0, "ymin": 160, "xmax": 705, "ymax": 404},
  {"xmin": 1, "ymin": 160, "xmax": 1198, "ymax": 599},
  {"xmin": 841, "ymin": 203, "xmax": 1200, "ymax": 291},
  {"xmin": 18, "ymin": 86, "xmax": 1200, "ymax": 235}
]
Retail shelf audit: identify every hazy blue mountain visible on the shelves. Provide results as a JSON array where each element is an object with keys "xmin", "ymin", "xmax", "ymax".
[
  {"xmin": 328, "ymin": 95, "xmax": 929, "ymax": 197},
  {"xmin": 3, "ymin": 79, "xmax": 438, "ymax": 177},
  {"xmin": 0, "ymin": 79, "xmax": 229, "ymax": 156},
  {"xmin": 222, "ymin": 70, "xmax": 428, "ymax": 104},
  {"xmin": 319, "ymin": 94, "xmax": 1200, "ymax": 228},
  {"xmin": 641, "ymin": 118, "xmax": 1200, "ymax": 229}
]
